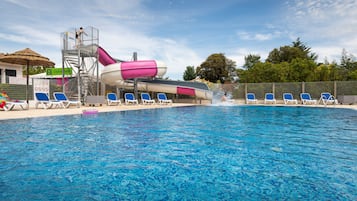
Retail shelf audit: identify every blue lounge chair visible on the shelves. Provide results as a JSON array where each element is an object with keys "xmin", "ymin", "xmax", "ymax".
[
  {"xmin": 54, "ymin": 92, "xmax": 81, "ymax": 108},
  {"xmin": 35, "ymin": 92, "xmax": 64, "ymax": 109},
  {"xmin": 157, "ymin": 93, "xmax": 172, "ymax": 104},
  {"xmin": 300, "ymin": 93, "xmax": 317, "ymax": 105},
  {"xmin": 283, "ymin": 93, "xmax": 298, "ymax": 104},
  {"xmin": 264, "ymin": 93, "xmax": 276, "ymax": 104},
  {"xmin": 246, "ymin": 93, "xmax": 258, "ymax": 104},
  {"xmin": 141, "ymin": 93, "xmax": 155, "ymax": 104},
  {"xmin": 106, "ymin": 93, "xmax": 121, "ymax": 106},
  {"xmin": 319, "ymin": 92, "xmax": 338, "ymax": 105},
  {"xmin": 124, "ymin": 93, "xmax": 138, "ymax": 105}
]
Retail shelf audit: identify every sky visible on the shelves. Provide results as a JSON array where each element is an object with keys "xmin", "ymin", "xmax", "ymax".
[{"xmin": 0, "ymin": 0, "xmax": 356, "ymax": 80}]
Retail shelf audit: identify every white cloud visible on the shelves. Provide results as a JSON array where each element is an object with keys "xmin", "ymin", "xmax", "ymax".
[
  {"xmin": 1, "ymin": 0, "xmax": 357, "ymax": 81},
  {"xmin": 312, "ymin": 46, "xmax": 343, "ymax": 63},
  {"xmin": 254, "ymin": 33, "xmax": 273, "ymax": 41},
  {"xmin": 237, "ymin": 30, "xmax": 281, "ymax": 41},
  {"xmin": 0, "ymin": 0, "xmax": 203, "ymax": 80},
  {"xmin": 283, "ymin": 0, "xmax": 357, "ymax": 62},
  {"xmin": 7, "ymin": 25, "xmax": 59, "ymax": 47},
  {"xmin": 4, "ymin": 0, "xmax": 32, "ymax": 8},
  {"xmin": 97, "ymin": 25, "xmax": 202, "ymax": 79},
  {"xmin": 0, "ymin": 33, "xmax": 30, "ymax": 44}
]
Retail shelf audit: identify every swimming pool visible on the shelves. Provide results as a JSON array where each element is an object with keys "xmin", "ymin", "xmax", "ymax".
[{"xmin": 0, "ymin": 106, "xmax": 356, "ymax": 200}]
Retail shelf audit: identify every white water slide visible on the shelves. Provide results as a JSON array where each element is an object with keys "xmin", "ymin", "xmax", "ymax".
[{"xmin": 95, "ymin": 46, "xmax": 212, "ymax": 99}]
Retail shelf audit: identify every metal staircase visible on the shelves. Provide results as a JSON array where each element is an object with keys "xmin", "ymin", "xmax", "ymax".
[{"xmin": 60, "ymin": 27, "xmax": 100, "ymax": 103}]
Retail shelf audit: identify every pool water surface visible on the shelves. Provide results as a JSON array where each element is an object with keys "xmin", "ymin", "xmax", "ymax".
[{"xmin": 0, "ymin": 106, "xmax": 356, "ymax": 200}]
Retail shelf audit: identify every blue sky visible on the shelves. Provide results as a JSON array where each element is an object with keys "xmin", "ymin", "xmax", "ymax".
[{"xmin": 1, "ymin": 0, "xmax": 356, "ymax": 80}]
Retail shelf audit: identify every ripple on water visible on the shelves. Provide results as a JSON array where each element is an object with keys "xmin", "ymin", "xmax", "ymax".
[{"xmin": 0, "ymin": 106, "xmax": 356, "ymax": 200}]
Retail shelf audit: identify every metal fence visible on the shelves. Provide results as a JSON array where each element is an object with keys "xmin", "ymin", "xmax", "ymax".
[
  {"xmin": 214, "ymin": 81, "xmax": 357, "ymax": 101},
  {"xmin": 1, "ymin": 80, "xmax": 357, "ymax": 102}
]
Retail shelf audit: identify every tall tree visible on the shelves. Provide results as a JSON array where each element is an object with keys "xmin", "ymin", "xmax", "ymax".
[
  {"xmin": 183, "ymin": 66, "xmax": 196, "ymax": 81},
  {"xmin": 225, "ymin": 58, "xmax": 237, "ymax": 82},
  {"xmin": 243, "ymin": 54, "xmax": 261, "ymax": 69},
  {"xmin": 315, "ymin": 63, "xmax": 342, "ymax": 81},
  {"xmin": 340, "ymin": 48, "xmax": 357, "ymax": 71},
  {"xmin": 292, "ymin": 38, "xmax": 318, "ymax": 61},
  {"xmin": 237, "ymin": 39, "xmax": 357, "ymax": 82},
  {"xmin": 340, "ymin": 49, "xmax": 357, "ymax": 80},
  {"xmin": 196, "ymin": 53, "xmax": 236, "ymax": 83},
  {"xmin": 266, "ymin": 46, "xmax": 306, "ymax": 64},
  {"xmin": 266, "ymin": 38, "xmax": 317, "ymax": 64},
  {"xmin": 289, "ymin": 58, "xmax": 317, "ymax": 81}
]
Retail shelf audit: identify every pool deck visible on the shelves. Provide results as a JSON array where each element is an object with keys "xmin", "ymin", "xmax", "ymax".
[
  {"xmin": 0, "ymin": 101, "xmax": 198, "ymax": 120},
  {"xmin": 0, "ymin": 101, "xmax": 356, "ymax": 120}
]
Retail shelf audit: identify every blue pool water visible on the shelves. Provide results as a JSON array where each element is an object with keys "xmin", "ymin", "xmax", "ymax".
[{"xmin": 0, "ymin": 106, "xmax": 356, "ymax": 200}]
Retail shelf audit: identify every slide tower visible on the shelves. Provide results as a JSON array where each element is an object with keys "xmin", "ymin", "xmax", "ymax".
[{"xmin": 61, "ymin": 26, "xmax": 100, "ymax": 103}]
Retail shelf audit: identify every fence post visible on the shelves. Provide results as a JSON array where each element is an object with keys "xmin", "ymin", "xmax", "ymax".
[
  {"xmin": 272, "ymin": 83, "xmax": 275, "ymax": 94},
  {"xmin": 245, "ymin": 83, "xmax": 247, "ymax": 97},
  {"xmin": 302, "ymin": 82, "xmax": 305, "ymax": 93},
  {"xmin": 334, "ymin": 81, "xmax": 337, "ymax": 97}
]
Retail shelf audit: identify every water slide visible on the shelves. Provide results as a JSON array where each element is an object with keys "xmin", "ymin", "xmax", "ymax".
[{"xmin": 97, "ymin": 46, "xmax": 213, "ymax": 99}]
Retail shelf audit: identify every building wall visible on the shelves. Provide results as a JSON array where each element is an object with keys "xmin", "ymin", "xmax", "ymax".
[{"xmin": 0, "ymin": 62, "xmax": 24, "ymax": 84}]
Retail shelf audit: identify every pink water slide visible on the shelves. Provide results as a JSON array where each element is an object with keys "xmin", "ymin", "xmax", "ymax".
[
  {"xmin": 97, "ymin": 46, "xmax": 160, "ymax": 80},
  {"xmin": 97, "ymin": 46, "xmax": 212, "ymax": 99},
  {"xmin": 97, "ymin": 46, "xmax": 116, "ymax": 66}
]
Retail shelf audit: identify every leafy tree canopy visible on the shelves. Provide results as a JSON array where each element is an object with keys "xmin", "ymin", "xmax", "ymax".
[
  {"xmin": 266, "ymin": 38, "xmax": 317, "ymax": 64},
  {"xmin": 183, "ymin": 66, "xmax": 196, "ymax": 81},
  {"xmin": 23, "ymin": 66, "xmax": 51, "ymax": 75},
  {"xmin": 196, "ymin": 53, "xmax": 236, "ymax": 83},
  {"xmin": 243, "ymin": 54, "xmax": 261, "ymax": 69},
  {"xmin": 340, "ymin": 48, "xmax": 357, "ymax": 71},
  {"xmin": 192, "ymin": 38, "xmax": 356, "ymax": 83}
]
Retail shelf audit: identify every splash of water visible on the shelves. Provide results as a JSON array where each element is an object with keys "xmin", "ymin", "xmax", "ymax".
[{"xmin": 211, "ymin": 91, "xmax": 235, "ymax": 106}]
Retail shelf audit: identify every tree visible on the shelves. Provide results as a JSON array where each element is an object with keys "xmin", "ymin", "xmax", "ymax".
[
  {"xmin": 266, "ymin": 38, "xmax": 317, "ymax": 64},
  {"xmin": 23, "ymin": 65, "xmax": 51, "ymax": 75},
  {"xmin": 237, "ymin": 57, "xmax": 320, "ymax": 83},
  {"xmin": 315, "ymin": 63, "xmax": 342, "ymax": 81},
  {"xmin": 243, "ymin": 54, "xmax": 261, "ymax": 69},
  {"xmin": 339, "ymin": 49, "xmax": 357, "ymax": 80},
  {"xmin": 288, "ymin": 58, "xmax": 317, "ymax": 81},
  {"xmin": 266, "ymin": 46, "xmax": 306, "ymax": 64},
  {"xmin": 292, "ymin": 38, "xmax": 318, "ymax": 61},
  {"xmin": 340, "ymin": 49, "xmax": 357, "ymax": 71},
  {"xmin": 237, "ymin": 62, "xmax": 290, "ymax": 83},
  {"xmin": 236, "ymin": 39, "xmax": 357, "ymax": 82},
  {"xmin": 196, "ymin": 53, "xmax": 236, "ymax": 83},
  {"xmin": 348, "ymin": 70, "xmax": 357, "ymax": 80},
  {"xmin": 183, "ymin": 66, "xmax": 196, "ymax": 81},
  {"xmin": 225, "ymin": 58, "xmax": 237, "ymax": 82}
]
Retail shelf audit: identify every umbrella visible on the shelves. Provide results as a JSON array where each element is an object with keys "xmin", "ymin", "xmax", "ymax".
[{"xmin": 0, "ymin": 48, "xmax": 55, "ymax": 104}]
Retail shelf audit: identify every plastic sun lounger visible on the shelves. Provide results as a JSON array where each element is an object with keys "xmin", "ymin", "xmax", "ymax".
[
  {"xmin": 35, "ymin": 92, "xmax": 64, "ymax": 109},
  {"xmin": 141, "ymin": 93, "xmax": 155, "ymax": 105},
  {"xmin": 246, "ymin": 93, "xmax": 258, "ymax": 104},
  {"xmin": 124, "ymin": 93, "xmax": 139, "ymax": 105},
  {"xmin": 283, "ymin": 93, "xmax": 298, "ymax": 104},
  {"xmin": 264, "ymin": 93, "xmax": 276, "ymax": 104},
  {"xmin": 53, "ymin": 92, "xmax": 81, "ymax": 108},
  {"xmin": 2, "ymin": 101, "xmax": 28, "ymax": 111},
  {"xmin": 300, "ymin": 93, "xmax": 317, "ymax": 105},
  {"xmin": 319, "ymin": 92, "xmax": 338, "ymax": 105},
  {"xmin": 0, "ymin": 92, "xmax": 28, "ymax": 111},
  {"xmin": 106, "ymin": 93, "xmax": 121, "ymax": 106},
  {"xmin": 157, "ymin": 93, "xmax": 172, "ymax": 105}
]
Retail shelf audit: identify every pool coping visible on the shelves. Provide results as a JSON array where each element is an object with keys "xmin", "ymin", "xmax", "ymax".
[{"xmin": 0, "ymin": 101, "xmax": 356, "ymax": 120}]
